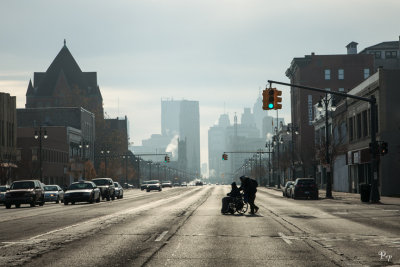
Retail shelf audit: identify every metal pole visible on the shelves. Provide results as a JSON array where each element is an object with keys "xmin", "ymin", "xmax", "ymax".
[
  {"xmin": 370, "ymin": 96, "xmax": 380, "ymax": 203},
  {"xmin": 325, "ymin": 95, "xmax": 333, "ymax": 198},
  {"xmin": 39, "ymin": 128, "xmax": 43, "ymax": 182},
  {"xmin": 259, "ymin": 152, "xmax": 262, "ymax": 186},
  {"xmin": 277, "ymin": 110, "xmax": 281, "ymax": 189}
]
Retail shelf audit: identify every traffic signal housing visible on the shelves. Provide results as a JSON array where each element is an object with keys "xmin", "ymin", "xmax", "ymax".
[
  {"xmin": 222, "ymin": 153, "xmax": 228, "ymax": 160},
  {"xmin": 262, "ymin": 88, "xmax": 275, "ymax": 110},
  {"xmin": 164, "ymin": 155, "xmax": 170, "ymax": 163},
  {"xmin": 274, "ymin": 89, "xmax": 282, "ymax": 110},
  {"xmin": 379, "ymin": 142, "xmax": 388, "ymax": 155}
]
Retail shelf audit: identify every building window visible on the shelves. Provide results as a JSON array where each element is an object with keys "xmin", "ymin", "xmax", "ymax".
[
  {"xmin": 362, "ymin": 110, "xmax": 368, "ymax": 137},
  {"xmin": 324, "ymin": 69, "xmax": 331, "ymax": 80},
  {"xmin": 349, "ymin": 117, "xmax": 354, "ymax": 142},
  {"xmin": 338, "ymin": 69, "xmax": 344, "ymax": 80},
  {"xmin": 385, "ymin": 51, "xmax": 397, "ymax": 59},
  {"xmin": 339, "ymin": 88, "xmax": 345, "ymax": 92},
  {"xmin": 373, "ymin": 51, "xmax": 381, "ymax": 59},
  {"xmin": 364, "ymin": 69, "xmax": 370, "ymax": 79},
  {"xmin": 356, "ymin": 113, "xmax": 362, "ymax": 139}
]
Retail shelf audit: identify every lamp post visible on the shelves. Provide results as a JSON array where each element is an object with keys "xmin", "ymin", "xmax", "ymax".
[
  {"xmin": 273, "ymin": 127, "xmax": 283, "ymax": 188},
  {"xmin": 122, "ymin": 154, "xmax": 130, "ymax": 185},
  {"xmin": 286, "ymin": 123, "xmax": 299, "ymax": 180},
  {"xmin": 100, "ymin": 149, "xmax": 110, "ymax": 177},
  {"xmin": 265, "ymin": 140, "xmax": 273, "ymax": 186},
  {"xmin": 317, "ymin": 93, "xmax": 336, "ymax": 199},
  {"xmin": 79, "ymin": 142, "xmax": 89, "ymax": 179},
  {"xmin": 135, "ymin": 157, "xmax": 141, "ymax": 187},
  {"xmin": 34, "ymin": 127, "xmax": 48, "ymax": 182}
]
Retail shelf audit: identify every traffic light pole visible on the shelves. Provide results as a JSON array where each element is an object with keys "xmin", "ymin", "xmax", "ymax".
[{"xmin": 268, "ymin": 80, "xmax": 380, "ymax": 203}]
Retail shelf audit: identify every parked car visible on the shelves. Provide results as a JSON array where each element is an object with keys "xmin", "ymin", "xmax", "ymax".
[
  {"xmin": 195, "ymin": 181, "xmax": 203, "ymax": 186},
  {"xmin": 173, "ymin": 183, "xmax": 180, "ymax": 187},
  {"xmin": 64, "ymin": 181, "xmax": 101, "ymax": 205},
  {"xmin": 114, "ymin": 182, "xmax": 124, "ymax": 199},
  {"xmin": 4, "ymin": 180, "xmax": 45, "ymax": 209},
  {"xmin": 181, "ymin": 182, "xmax": 188, "ymax": 187},
  {"xmin": 291, "ymin": 178, "xmax": 319, "ymax": 200},
  {"xmin": 161, "ymin": 181, "xmax": 172, "ymax": 188},
  {"xmin": 140, "ymin": 181, "xmax": 149, "ymax": 191},
  {"xmin": 92, "ymin": 178, "xmax": 116, "ymax": 201},
  {"xmin": 282, "ymin": 181, "xmax": 294, "ymax": 197},
  {"xmin": 0, "ymin": 185, "xmax": 10, "ymax": 204},
  {"xmin": 44, "ymin": 185, "xmax": 64, "ymax": 203},
  {"xmin": 146, "ymin": 180, "xmax": 162, "ymax": 192}
]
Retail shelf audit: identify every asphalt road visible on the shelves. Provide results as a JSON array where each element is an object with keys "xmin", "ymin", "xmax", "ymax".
[{"xmin": 0, "ymin": 186, "xmax": 399, "ymax": 266}]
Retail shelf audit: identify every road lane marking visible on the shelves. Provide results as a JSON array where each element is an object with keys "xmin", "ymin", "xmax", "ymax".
[
  {"xmin": 278, "ymin": 232, "xmax": 293, "ymax": 245},
  {"xmin": 155, "ymin": 231, "xmax": 168, "ymax": 242}
]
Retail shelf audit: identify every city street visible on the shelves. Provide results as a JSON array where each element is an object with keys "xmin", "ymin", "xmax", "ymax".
[{"xmin": 0, "ymin": 186, "xmax": 398, "ymax": 266}]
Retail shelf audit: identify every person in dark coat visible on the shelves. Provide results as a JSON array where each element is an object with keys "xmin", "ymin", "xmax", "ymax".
[
  {"xmin": 239, "ymin": 176, "xmax": 259, "ymax": 214},
  {"xmin": 221, "ymin": 182, "xmax": 241, "ymax": 214}
]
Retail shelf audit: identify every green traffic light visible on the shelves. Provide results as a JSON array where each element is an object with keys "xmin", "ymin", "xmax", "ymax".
[{"xmin": 268, "ymin": 103, "xmax": 274, "ymax": 109}]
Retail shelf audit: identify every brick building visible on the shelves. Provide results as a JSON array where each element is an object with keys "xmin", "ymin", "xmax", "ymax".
[{"xmin": 285, "ymin": 45, "xmax": 374, "ymax": 177}]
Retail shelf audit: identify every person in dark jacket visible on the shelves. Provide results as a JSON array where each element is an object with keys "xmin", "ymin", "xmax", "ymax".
[
  {"xmin": 221, "ymin": 182, "xmax": 241, "ymax": 214},
  {"xmin": 239, "ymin": 176, "xmax": 259, "ymax": 214}
]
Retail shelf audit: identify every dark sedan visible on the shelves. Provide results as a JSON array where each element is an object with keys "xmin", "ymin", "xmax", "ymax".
[
  {"xmin": 291, "ymin": 178, "xmax": 319, "ymax": 200},
  {"xmin": 64, "ymin": 181, "xmax": 101, "ymax": 205}
]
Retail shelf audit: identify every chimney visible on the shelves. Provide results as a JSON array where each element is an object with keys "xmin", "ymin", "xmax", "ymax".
[
  {"xmin": 346, "ymin": 42, "xmax": 358, "ymax": 54},
  {"xmin": 311, "ymin": 52, "xmax": 315, "ymax": 56}
]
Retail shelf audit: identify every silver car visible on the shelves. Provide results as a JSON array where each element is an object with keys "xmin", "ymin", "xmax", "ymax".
[
  {"xmin": 0, "ymin": 185, "xmax": 10, "ymax": 204},
  {"xmin": 44, "ymin": 185, "xmax": 64, "ymax": 203},
  {"xmin": 114, "ymin": 182, "xmax": 124, "ymax": 199}
]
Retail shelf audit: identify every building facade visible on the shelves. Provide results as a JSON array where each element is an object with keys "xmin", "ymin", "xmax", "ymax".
[
  {"xmin": 286, "ymin": 46, "xmax": 374, "ymax": 177},
  {"xmin": 0, "ymin": 93, "xmax": 17, "ymax": 184}
]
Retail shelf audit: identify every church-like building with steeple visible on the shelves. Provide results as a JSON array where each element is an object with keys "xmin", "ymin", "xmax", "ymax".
[{"xmin": 25, "ymin": 40, "xmax": 104, "ymax": 121}]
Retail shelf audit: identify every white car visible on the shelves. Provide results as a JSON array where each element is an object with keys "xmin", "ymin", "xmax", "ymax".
[{"xmin": 44, "ymin": 185, "xmax": 64, "ymax": 203}]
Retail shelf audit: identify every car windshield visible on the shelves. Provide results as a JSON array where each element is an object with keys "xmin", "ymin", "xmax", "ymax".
[
  {"xmin": 114, "ymin": 183, "xmax": 119, "ymax": 187},
  {"xmin": 297, "ymin": 179, "xmax": 315, "ymax": 185},
  {"xmin": 11, "ymin": 181, "xmax": 35, "ymax": 190},
  {"xmin": 44, "ymin": 186, "xmax": 58, "ymax": 191},
  {"xmin": 147, "ymin": 180, "xmax": 160, "ymax": 184},
  {"xmin": 92, "ymin": 179, "xmax": 108, "ymax": 185},
  {"xmin": 68, "ymin": 183, "xmax": 93, "ymax": 190},
  {"xmin": 0, "ymin": 186, "xmax": 8, "ymax": 192}
]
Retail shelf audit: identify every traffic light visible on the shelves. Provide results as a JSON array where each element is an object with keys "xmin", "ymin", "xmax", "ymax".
[
  {"xmin": 379, "ymin": 142, "xmax": 388, "ymax": 155},
  {"xmin": 262, "ymin": 88, "xmax": 275, "ymax": 110},
  {"xmin": 164, "ymin": 155, "xmax": 170, "ymax": 163},
  {"xmin": 222, "ymin": 153, "xmax": 228, "ymax": 160},
  {"xmin": 274, "ymin": 89, "xmax": 282, "ymax": 110}
]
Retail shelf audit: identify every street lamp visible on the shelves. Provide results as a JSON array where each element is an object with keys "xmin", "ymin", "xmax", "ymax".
[
  {"xmin": 100, "ymin": 149, "xmax": 110, "ymax": 177},
  {"xmin": 122, "ymin": 154, "xmax": 130, "ymax": 185},
  {"xmin": 34, "ymin": 127, "xmax": 48, "ymax": 182},
  {"xmin": 286, "ymin": 123, "xmax": 299, "ymax": 180},
  {"xmin": 317, "ymin": 93, "xmax": 336, "ymax": 199},
  {"xmin": 79, "ymin": 142, "xmax": 89, "ymax": 179},
  {"xmin": 265, "ymin": 140, "xmax": 273, "ymax": 186}
]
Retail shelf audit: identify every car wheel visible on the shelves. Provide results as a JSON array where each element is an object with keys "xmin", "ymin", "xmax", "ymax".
[
  {"xmin": 71, "ymin": 202, "xmax": 75, "ymax": 205},
  {"xmin": 89, "ymin": 195, "xmax": 94, "ymax": 204},
  {"xmin": 96, "ymin": 195, "xmax": 100, "ymax": 203},
  {"xmin": 120, "ymin": 194, "xmax": 123, "ymax": 199},
  {"xmin": 5, "ymin": 203, "xmax": 11, "ymax": 209},
  {"xmin": 106, "ymin": 195, "xmax": 110, "ymax": 201},
  {"xmin": 56, "ymin": 197, "xmax": 60, "ymax": 204},
  {"xmin": 64, "ymin": 201, "xmax": 68, "ymax": 205},
  {"xmin": 39, "ymin": 201, "xmax": 44, "ymax": 206},
  {"xmin": 15, "ymin": 204, "xmax": 21, "ymax": 208},
  {"xmin": 30, "ymin": 201, "xmax": 35, "ymax": 207},
  {"xmin": 146, "ymin": 189, "xmax": 150, "ymax": 192},
  {"xmin": 111, "ymin": 194, "xmax": 115, "ymax": 201}
]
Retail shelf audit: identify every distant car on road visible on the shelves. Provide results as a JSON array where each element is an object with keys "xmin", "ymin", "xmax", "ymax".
[
  {"xmin": 92, "ymin": 178, "xmax": 116, "ymax": 201},
  {"xmin": 161, "ymin": 181, "xmax": 172, "ymax": 188},
  {"xmin": 64, "ymin": 181, "xmax": 101, "ymax": 205},
  {"xmin": 44, "ymin": 185, "xmax": 64, "ymax": 203},
  {"xmin": 0, "ymin": 185, "xmax": 10, "ymax": 204},
  {"xmin": 282, "ymin": 181, "xmax": 294, "ymax": 198},
  {"xmin": 195, "ymin": 181, "xmax": 203, "ymax": 186},
  {"xmin": 173, "ymin": 183, "xmax": 180, "ymax": 187},
  {"xmin": 4, "ymin": 180, "xmax": 45, "ymax": 209},
  {"xmin": 146, "ymin": 180, "xmax": 162, "ymax": 192},
  {"xmin": 290, "ymin": 178, "xmax": 318, "ymax": 200},
  {"xmin": 141, "ymin": 181, "xmax": 149, "ymax": 191},
  {"xmin": 181, "ymin": 182, "xmax": 188, "ymax": 187},
  {"xmin": 114, "ymin": 182, "xmax": 124, "ymax": 199}
]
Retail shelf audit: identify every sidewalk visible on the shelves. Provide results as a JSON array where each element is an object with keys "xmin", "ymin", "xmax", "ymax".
[{"xmin": 265, "ymin": 186, "xmax": 400, "ymax": 206}]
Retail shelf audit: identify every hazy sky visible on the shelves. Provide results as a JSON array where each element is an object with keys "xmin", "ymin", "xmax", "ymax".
[{"xmin": 1, "ymin": 0, "xmax": 399, "ymax": 172}]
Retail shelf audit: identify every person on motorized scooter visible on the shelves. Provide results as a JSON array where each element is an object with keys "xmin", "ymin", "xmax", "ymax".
[
  {"xmin": 239, "ymin": 176, "xmax": 259, "ymax": 214},
  {"xmin": 221, "ymin": 182, "xmax": 241, "ymax": 214}
]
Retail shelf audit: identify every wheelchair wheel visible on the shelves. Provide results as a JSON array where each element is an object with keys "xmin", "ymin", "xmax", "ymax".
[{"xmin": 236, "ymin": 201, "xmax": 248, "ymax": 214}]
